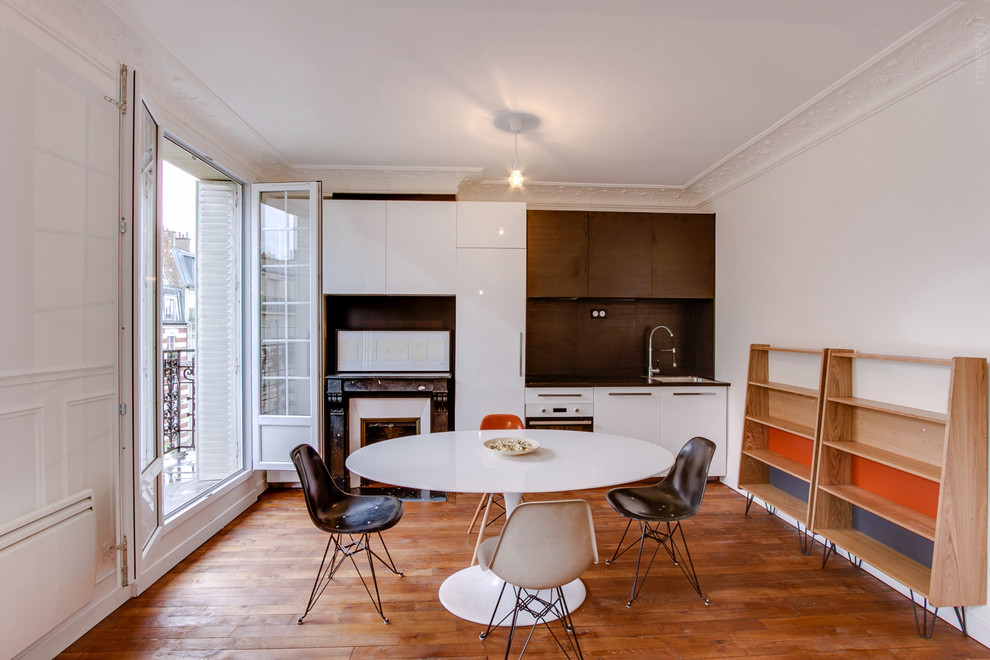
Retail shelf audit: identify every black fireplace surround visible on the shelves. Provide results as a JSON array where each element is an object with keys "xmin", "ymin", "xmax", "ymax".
[{"xmin": 325, "ymin": 374, "xmax": 450, "ymax": 493}]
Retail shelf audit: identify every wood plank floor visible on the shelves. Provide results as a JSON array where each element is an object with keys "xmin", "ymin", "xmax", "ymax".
[{"xmin": 60, "ymin": 483, "xmax": 989, "ymax": 659}]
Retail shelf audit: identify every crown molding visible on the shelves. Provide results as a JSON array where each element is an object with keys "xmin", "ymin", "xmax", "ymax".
[
  {"xmin": 456, "ymin": 180, "xmax": 706, "ymax": 211},
  {"xmin": 683, "ymin": 0, "xmax": 990, "ymax": 206},
  {"xmin": 460, "ymin": 1, "xmax": 990, "ymax": 209},
  {"xmin": 308, "ymin": 166, "xmax": 484, "ymax": 195},
  {"xmin": 10, "ymin": 0, "xmax": 988, "ymax": 208}
]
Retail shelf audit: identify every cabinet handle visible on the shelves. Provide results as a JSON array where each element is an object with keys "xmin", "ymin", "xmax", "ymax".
[
  {"xmin": 538, "ymin": 394, "xmax": 582, "ymax": 398},
  {"xmin": 519, "ymin": 332, "xmax": 524, "ymax": 378},
  {"xmin": 672, "ymin": 392, "xmax": 717, "ymax": 396},
  {"xmin": 608, "ymin": 392, "xmax": 653, "ymax": 396}
]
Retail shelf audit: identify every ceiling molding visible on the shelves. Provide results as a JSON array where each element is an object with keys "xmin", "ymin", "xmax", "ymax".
[
  {"xmin": 460, "ymin": 1, "xmax": 990, "ymax": 209},
  {"xmin": 683, "ymin": 0, "xmax": 990, "ymax": 206},
  {"xmin": 310, "ymin": 166, "xmax": 484, "ymax": 195},
  {"xmin": 456, "ymin": 180, "xmax": 706, "ymax": 211},
  {"xmin": 12, "ymin": 0, "xmax": 988, "ymax": 207}
]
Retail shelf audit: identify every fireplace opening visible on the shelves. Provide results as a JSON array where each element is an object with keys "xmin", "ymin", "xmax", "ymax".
[
  {"xmin": 362, "ymin": 418, "xmax": 420, "ymax": 446},
  {"xmin": 342, "ymin": 395, "xmax": 445, "ymax": 500}
]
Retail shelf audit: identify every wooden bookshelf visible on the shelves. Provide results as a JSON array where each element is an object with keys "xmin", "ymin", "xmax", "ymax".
[
  {"xmin": 811, "ymin": 352, "xmax": 988, "ymax": 609},
  {"xmin": 738, "ymin": 345, "xmax": 835, "ymax": 530}
]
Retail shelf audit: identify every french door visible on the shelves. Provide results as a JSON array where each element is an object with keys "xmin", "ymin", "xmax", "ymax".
[
  {"xmin": 129, "ymin": 76, "xmax": 246, "ymax": 589},
  {"xmin": 133, "ymin": 92, "xmax": 165, "ymax": 568},
  {"xmin": 251, "ymin": 183, "xmax": 322, "ymax": 471}
]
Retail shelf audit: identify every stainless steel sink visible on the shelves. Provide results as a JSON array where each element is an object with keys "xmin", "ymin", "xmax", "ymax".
[{"xmin": 643, "ymin": 375, "xmax": 714, "ymax": 383}]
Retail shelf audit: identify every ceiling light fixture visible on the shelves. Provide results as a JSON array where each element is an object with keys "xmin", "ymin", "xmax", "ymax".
[
  {"xmin": 508, "ymin": 116, "xmax": 524, "ymax": 189},
  {"xmin": 494, "ymin": 112, "xmax": 539, "ymax": 190}
]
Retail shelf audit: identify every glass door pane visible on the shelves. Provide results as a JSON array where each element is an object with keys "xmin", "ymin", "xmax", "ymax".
[
  {"xmin": 260, "ymin": 190, "xmax": 313, "ymax": 416},
  {"xmin": 135, "ymin": 98, "xmax": 163, "ymax": 554}
]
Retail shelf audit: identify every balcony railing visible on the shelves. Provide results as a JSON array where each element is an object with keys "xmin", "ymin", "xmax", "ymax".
[{"xmin": 163, "ymin": 348, "xmax": 195, "ymax": 455}]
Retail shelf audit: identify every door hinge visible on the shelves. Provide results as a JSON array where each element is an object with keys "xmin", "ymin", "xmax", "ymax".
[
  {"xmin": 119, "ymin": 219, "xmax": 127, "ymax": 234},
  {"xmin": 114, "ymin": 536, "xmax": 129, "ymax": 587},
  {"xmin": 103, "ymin": 64, "xmax": 128, "ymax": 115},
  {"xmin": 119, "ymin": 403, "xmax": 127, "ymax": 415}
]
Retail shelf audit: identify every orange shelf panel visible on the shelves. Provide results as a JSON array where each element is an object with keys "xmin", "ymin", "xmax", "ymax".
[
  {"xmin": 768, "ymin": 427, "xmax": 814, "ymax": 468},
  {"xmin": 850, "ymin": 455, "xmax": 939, "ymax": 519}
]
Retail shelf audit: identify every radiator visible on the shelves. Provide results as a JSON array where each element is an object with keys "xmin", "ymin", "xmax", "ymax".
[{"xmin": 0, "ymin": 490, "xmax": 96, "ymax": 659}]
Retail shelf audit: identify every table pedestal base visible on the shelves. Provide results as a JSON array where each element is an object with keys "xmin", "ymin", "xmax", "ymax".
[{"xmin": 438, "ymin": 565, "xmax": 586, "ymax": 626}]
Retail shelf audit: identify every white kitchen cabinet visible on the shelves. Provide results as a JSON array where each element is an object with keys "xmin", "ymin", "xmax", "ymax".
[
  {"xmin": 322, "ymin": 199, "xmax": 386, "ymax": 294},
  {"xmin": 322, "ymin": 199, "xmax": 456, "ymax": 294},
  {"xmin": 454, "ymin": 248, "xmax": 526, "ymax": 429},
  {"xmin": 659, "ymin": 387, "xmax": 727, "ymax": 477},
  {"xmin": 593, "ymin": 388, "xmax": 662, "ymax": 446},
  {"xmin": 456, "ymin": 201, "xmax": 526, "ymax": 248},
  {"xmin": 386, "ymin": 201, "xmax": 457, "ymax": 294}
]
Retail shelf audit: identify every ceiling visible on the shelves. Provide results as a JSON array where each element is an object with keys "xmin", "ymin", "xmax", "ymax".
[{"xmin": 101, "ymin": 0, "xmax": 973, "ymax": 205}]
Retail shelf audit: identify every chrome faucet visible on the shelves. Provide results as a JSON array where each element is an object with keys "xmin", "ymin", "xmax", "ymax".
[{"xmin": 646, "ymin": 325, "xmax": 676, "ymax": 379}]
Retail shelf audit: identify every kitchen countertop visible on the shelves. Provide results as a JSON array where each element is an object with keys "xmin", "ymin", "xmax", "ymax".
[{"xmin": 525, "ymin": 376, "xmax": 730, "ymax": 387}]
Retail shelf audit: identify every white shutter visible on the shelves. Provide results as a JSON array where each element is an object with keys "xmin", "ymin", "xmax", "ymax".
[{"xmin": 195, "ymin": 181, "xmax": 241, "ymax": 480}]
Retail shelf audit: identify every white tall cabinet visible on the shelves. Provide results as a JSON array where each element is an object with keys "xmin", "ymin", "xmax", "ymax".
[{"xmin": 454, "ymin": 202, "xmax": 527, "ymax": 429}]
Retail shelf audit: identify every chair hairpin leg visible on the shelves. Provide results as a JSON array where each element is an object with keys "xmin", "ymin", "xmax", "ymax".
[
  {"xmin": 298, "ymin": 531, "xmax": 400, "ymax": 625},
  {"xmin": 479, "ymin": 581, "xmax": 511, "ymax": 639},
  {"xmin": 608, "ymin": 519, "xmax": 708, "ymax": 607},
  {"xmin": 481, "ymin": 584, "xmax": 585, "ymax": 660}
]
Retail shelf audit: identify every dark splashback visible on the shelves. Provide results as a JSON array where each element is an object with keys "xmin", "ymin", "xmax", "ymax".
[{"xmin": 525, "ymin": 298, "xmax": 714, "ymax": 381}]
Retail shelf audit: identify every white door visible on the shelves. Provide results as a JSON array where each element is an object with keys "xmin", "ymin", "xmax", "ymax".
[
  {"xmin": 133, "ymin": 93, "xmax": 165, "ymax": 569},
  {"xmin": 253, "ymin": 183, "xmax": 322, "ymax": 471}
]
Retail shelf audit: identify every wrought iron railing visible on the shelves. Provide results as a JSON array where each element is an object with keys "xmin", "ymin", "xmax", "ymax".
[{"xmin": 163, "ymin": 349, "xmax": 195, "ymax": 454}]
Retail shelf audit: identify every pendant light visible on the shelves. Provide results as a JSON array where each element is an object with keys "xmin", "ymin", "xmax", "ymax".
[
  {"xmin": 508, "ymin": 116, "xmax": 524, "ymax": 189},
  {"xmin": 494, "ymin": 112, "xmax": 539, "ymax": 189}
]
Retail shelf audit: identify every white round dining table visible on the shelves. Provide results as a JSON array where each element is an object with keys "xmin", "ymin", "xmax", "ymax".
[{"xmin": 346, "ymin": 428, "xmax": 674, "ymax": 626}]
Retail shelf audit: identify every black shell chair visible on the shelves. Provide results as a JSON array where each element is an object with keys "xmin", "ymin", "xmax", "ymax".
[
  {"xmin": 290, "ymin": 443, "xmax": 404, "ymax": 624},
  {"xmin": 604, "ymin": 436, "xmax": 716, "ymax": 607}
]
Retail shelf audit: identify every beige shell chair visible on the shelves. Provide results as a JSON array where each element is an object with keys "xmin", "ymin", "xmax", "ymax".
[{"xmin": 477, "ymin": 499, "xmax": 598, "ymax": 659}]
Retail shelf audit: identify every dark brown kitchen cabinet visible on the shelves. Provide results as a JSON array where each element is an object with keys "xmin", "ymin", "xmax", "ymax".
[
  {"xmin": 588, "ymin": 212, "xmax": 653, "ymax": 297},
  {"xmin": 526, "ymin": 210, "xmax": 589, "ymax": 297},
  {"xmin": 652, "ymin": 213, "xmax": 715, "ymax": 298},
  {"xmin": 527, "ymin": 210, "xmax": 715, "ymax": 299}
]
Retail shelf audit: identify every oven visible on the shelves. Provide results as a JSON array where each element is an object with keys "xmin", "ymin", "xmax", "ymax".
[{"xmin": 525, "ymin": 387, "xmax": 594, "ymax": 432}]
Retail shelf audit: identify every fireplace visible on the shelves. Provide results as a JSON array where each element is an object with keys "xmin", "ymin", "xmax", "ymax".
[
  {"xmin": 347, "ymin": 396, "xmax": 432, "ymax": 488},
  {"xmin": 325, "ymin": 374, "xmax": 450, "ymax": 497}
]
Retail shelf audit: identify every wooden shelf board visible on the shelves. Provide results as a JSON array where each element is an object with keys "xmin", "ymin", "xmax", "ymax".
[
  {"xmin": 739, "ymin": 482, "xmax": 809, "ymax": 522},
  {"xmin": 816, "ymin": 527, "xmax": 932, "ymax": 597},
  {"xmin": 749, "ymin": 380, "xmax": 819, "ymax": 398},
  {"xmin": 745, "ymin": 414, "xmax": 815, "ymax": 440},
  {"xmin": 752, "ymin": 346, "xmax": 821, "ymax": 355},
  {"xmin": 743, "ymin": 449, "xmax": 812, "ymax": 482},
  {"xmin": 817, "ymin": 484, "xmax": 937, "ymax": 540},
  {"xmin": 820, "ymin": 440, "xmax": 942, "ymax": 482},
  {"xmin": 827, "ymin": 396, "xmax": 947, "ymax": 424},
  {"xmin": 829, "ymin": 352, "xmax": 952, "ymax": 366}
]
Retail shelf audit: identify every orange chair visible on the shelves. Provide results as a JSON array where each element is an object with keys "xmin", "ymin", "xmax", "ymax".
[{"xmin": 469, "ymin": 414, "xmax": 525, "ymax": 564}]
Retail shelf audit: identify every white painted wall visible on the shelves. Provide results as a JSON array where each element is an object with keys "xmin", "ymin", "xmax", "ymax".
[
  {"xmin": 713, "ymin": 60, "xmax": 990, "ymax": 642},
  {"xmin": 0, "ymin": 4, "xmax": 267, "ymax": 657}
]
